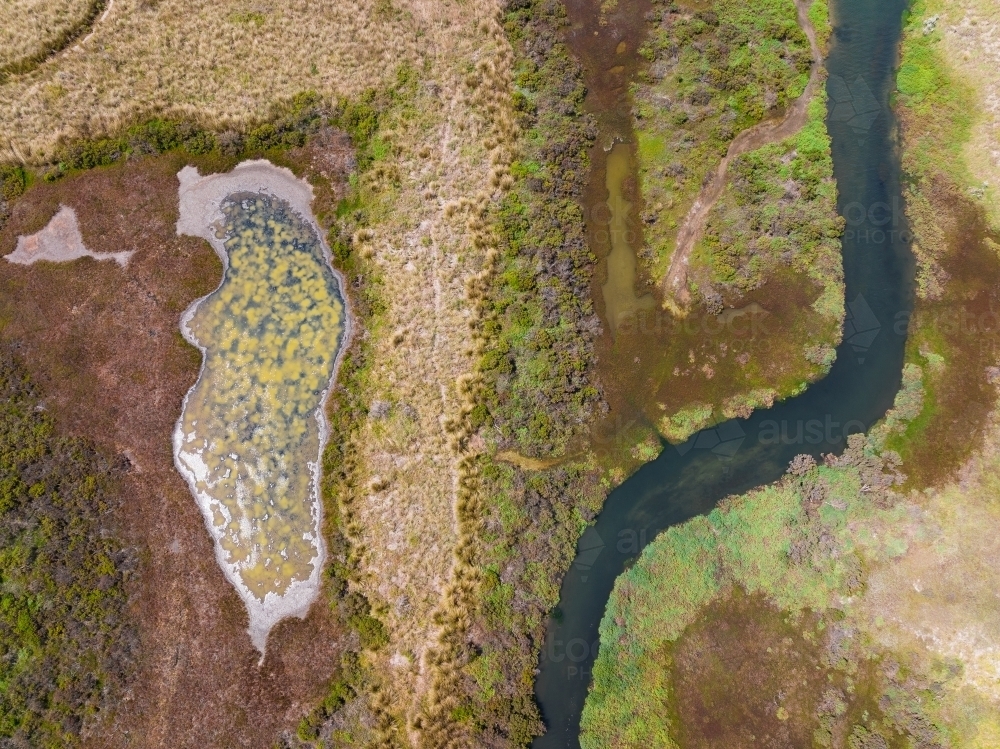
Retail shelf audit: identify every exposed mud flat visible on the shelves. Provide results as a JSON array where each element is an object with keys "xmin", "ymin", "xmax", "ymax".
[
  {"xmin": 175, "ymin": 160, "xmax": 350, "ymax": 652},
  {"xmin": 5, "ymin": 204, "xmax": 133, "ymax": 266}
]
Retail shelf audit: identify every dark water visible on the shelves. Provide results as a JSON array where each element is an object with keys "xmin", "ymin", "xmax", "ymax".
[{"xmin": 532, "ymin": 0, "xmax": 914, "ymax": 746}]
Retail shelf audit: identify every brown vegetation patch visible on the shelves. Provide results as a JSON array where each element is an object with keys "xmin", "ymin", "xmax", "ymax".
[
  {"xmin": 668, "ymin": 590, "xmax": 824, "ymax": 748},
  {"xmin": 0, "ymin": 154, "xmax": 343, "ymax": 748},
  {"xmin": 594, "ymin": 267, "xmax": 829, "ymax": 451},
  {"xmin": 893, "ymin": 176, "xmax": 1000, "ymax": 488}
]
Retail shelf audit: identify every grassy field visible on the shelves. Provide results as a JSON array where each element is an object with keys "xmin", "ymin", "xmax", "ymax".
[
  {"xmin": 582, "ymin": 3, "xmax": 1000, "ymax": 744},
  {"xmin": 0, "ymin": 0, "xmax": 102, "ymax": 74},
  {"xmin": 0, "ymin": 0, "xmax": 502, "ymax": 164}
]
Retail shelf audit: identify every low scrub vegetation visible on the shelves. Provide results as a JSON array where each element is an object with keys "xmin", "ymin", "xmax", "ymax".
[
  {"xmin": 601, "ymin": 0, "xmax": 845, "ymax": 445},
  {"xmin": 0, "ymin": 352, "xmax": 134, "ymax": 746},
  {"xmin": 453, "ymin": 0, "xmax": 609, "ymax": 744},
  {"xmin": 692, "ymin": 91, "xmax": 844, "ymax": 320},
  {"xmin": 635, "ymin": 0, "xmax": 812, "ymax": 278}
]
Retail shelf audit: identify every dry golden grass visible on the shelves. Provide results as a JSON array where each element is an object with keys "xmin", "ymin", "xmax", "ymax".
[
  {"xmin": 336, "ymin": 12, "xmax": 517, "ymax": 740},
  {"xmin": 924, "ymin": 0, "xmax": 1000, "ymax": 229},
  {"xmin": 0, "ymin": 0, "xmax": 474, "ymax": 162},
  {"xmin": 0, "ymin": 0, "xmax": 96, "ymax": 69}
]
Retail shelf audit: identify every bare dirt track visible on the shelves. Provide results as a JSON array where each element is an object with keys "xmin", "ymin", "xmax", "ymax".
[
  {"xmin": 662, "ymin": 0, "xmax": 824, "ymax": 307},
  {"xmin": 0, "ymin": 154, "xmax": 346, "ymax": 749}
]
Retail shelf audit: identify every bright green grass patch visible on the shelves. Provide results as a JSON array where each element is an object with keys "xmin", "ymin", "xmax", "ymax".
[
  {"xmin": 896, "ymin": 0, "xmax": 976, "ymax": 188},
  {"xmin": 807, "ymin": 0, "xmax": 832, "ymax": 50},
  {"xmin": 657, "ymin": 402, "xmax": 714, "ymax": 443}
]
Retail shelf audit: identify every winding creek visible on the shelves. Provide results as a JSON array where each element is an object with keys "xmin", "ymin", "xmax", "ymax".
[{"xmin": 533, "ymin": 0, "xmax": 914, "ymax": 745}]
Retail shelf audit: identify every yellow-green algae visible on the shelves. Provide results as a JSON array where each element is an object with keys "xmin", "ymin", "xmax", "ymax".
[{"xmin": 175, "ymin": 193, "xmax": 345, "ymax": 612}]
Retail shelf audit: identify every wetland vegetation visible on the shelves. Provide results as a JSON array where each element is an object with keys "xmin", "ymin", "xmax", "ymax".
[
  {"xmin": 887, "ymin": 0, "xmax": 1000, "ymax": 486},
  {"xmin": 602, "ymin": 0, "xmax": 847, "ymax": 443},
  {"xmin": 579, "ymin": 0, "xmax": 1000, "ymax": 745},
  {"xmin": 0, "ymin": 353, "xmax": 133, "ymax": 747},
  {"xmin": 634, "ymin": 0, "xmax": 816, "ymax": 280}
]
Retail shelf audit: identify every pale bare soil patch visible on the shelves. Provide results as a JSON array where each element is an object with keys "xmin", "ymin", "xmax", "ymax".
[{"xmin": 6, "ymin": 203, "xmax": 133, "ymax": 265}]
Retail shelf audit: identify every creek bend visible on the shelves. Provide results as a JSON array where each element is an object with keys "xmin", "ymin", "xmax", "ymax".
[{"xmin": 533, "ymin": 0, "xmax": 914, "ymax": 745}]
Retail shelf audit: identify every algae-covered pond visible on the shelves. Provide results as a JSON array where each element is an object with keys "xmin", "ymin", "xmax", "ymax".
[{"xmin": 173, "ymin": 162, "xmax": 347, "ymax": 650}]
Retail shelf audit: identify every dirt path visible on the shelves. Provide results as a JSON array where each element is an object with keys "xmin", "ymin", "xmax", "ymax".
[{"xmin": 662, "ymin": 0, "xmax": 823, "ymax": 308}]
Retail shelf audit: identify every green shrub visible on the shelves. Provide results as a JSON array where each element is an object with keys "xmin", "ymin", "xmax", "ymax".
[
  {"xmin": 0, "ymin": 164, "xmax": 27, "ymax": 201},
  {"xmin": 0, "ymin": 353, "xmax": 134, "ymax": 746}
]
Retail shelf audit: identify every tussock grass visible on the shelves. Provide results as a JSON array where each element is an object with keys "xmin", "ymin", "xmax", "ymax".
[
  {"xmin": 0, "ymin": 0, "xmax": 466, "ymax": 164},
  {"xmin": 251, "ymin": 6, "xmax": 527, "ymax": 744},
  {"xmin": 0, "ymin": 0, "xmax": 103, "ymax": 73}
]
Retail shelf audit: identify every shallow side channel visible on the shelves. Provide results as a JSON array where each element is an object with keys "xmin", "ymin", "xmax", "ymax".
[{"xmin": 532, "ymin": 0, "xmax": 915, "ymax": 745}]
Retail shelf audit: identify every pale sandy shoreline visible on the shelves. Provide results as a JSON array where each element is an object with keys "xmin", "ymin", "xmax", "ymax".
[{"xmin": 173, "ymin": 159, "xmax": 352, "ymax": 655}]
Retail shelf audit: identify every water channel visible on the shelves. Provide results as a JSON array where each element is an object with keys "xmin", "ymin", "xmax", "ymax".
[{"xmin": 533, "ymin": 0, "xmax": 914, "ymax": 745}]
